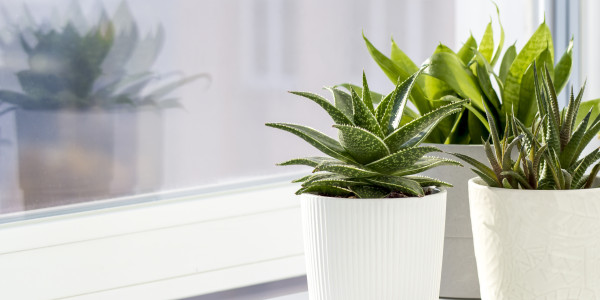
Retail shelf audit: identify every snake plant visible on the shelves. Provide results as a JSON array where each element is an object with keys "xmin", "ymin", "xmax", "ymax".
[
  {"xmin": 456, "ymin": 64, "xmax": 600, "ymax": 189},
  {"xmin": 267, "ymin": 67, "xmax": 468, "ymax": 198},
  {"xmin": 0, "ymin": 2, "xmax": 204, "ymax": 110},
  {"xmin": 362, "ymin": 7, "xmax": 596, "ymax": 144}
]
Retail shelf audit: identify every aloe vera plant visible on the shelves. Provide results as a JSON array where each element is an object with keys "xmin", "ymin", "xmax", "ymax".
[
  {"xmin": 0, "ymin": 2, "xmax": 204, "ymax": 110},
  {"xmin": 363, "ymin": 8, "xmax": 586, "ymax": 144},
  {"xmin": 267, "ymin": 67, "xmax": 468, "ymax": 198},
  {"xmin": 456, "ymin": 64, "xmax": 600, "ymax": 189}
]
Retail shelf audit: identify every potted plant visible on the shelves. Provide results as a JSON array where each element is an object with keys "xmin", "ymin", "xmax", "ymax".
[
  {"xmin": 359, "ymin": 8, "xmax": 593, "ymax": 297},
  {"xmin": 0, "ymin": 2, "xmax": 205, "ymax": 210},
  {"xmin": 267, "ymin": 67, "xmax": 468, "ymax": 299},
  {"xmin": 461, "ymin": 65, "xmax": 600, "ymax": 299}
]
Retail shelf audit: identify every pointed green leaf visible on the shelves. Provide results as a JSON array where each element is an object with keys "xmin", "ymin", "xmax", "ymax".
[
  {"xmin": 500, "ymin": 170, "xmax": 533, "ymax": 189},
  {"xmin": 366, "ymin": 146, "xmax": 441, "ymax": 174},
  {"xmin": 384, "ymin": 100, "xmax": 467, "ymax": 152},
  {"xmin": 314, "ymin": 161, "xmax": 379, "ymax": 178},
  {"xmin": 407, "ymin": 175, "xmax": 452, "ymax": 188},
  {"xmin": 337, "ymin": 83, "xmax": 384, "ymax": 106},
  {"xmin": 457, "ymin": 35, "xmax": 477, "ymax": 65},
  {"xmin": 383, "ymin": 65, "xmax": 428, "ymax": 133},
  {"xmin": 334, "ymin": 124, "xmax": 390, "ymax": 164},
  {"xmin": 363, "ymin": 33, "xmax": 409, "ymax": 84},
  {"xmin": 499, "ymin": 44, "xmax": 517, "ymax": 83},
  {"xmin": 327, "ymin": 87, "xmax": 354, "ymax": 121},
  {"xmin": 349, "ymin": 88, "xmax": 383, "ymax": 137},
  {"xmin": 295, "ymin": 185, "xmax": 352, "ymax": 197},
  {"xmin": 290, "ymin": 91, "xmax": 352, "ymax": 125},
  {"xmin": 390, "ymin": 38, "xmax": 419, "ymax": 74},
  {"xmin": 479, "ymin": 21, "xmax": 494, "ymax": 62},
  {"xmin": 554, "ymin": 37, "xmax": 573, "ymax": 95},
  {"xmin": 266, "ymin": 123, "xmax": 355, "ymax": 162},
  {"xmin": 490, "ymin": 4, "xmax": 505, "ymax": 66},
  {"xmin": 503, "ymin": 21, "xmax": 554, "ymax": 118},
  {"xmin": 361, "ymin": 71, "xmax": 375, "ymax": 114},
  {"xmin": 472, "ymin": 168, "xmax": 500, "ymax": 187},
  {"xmin": 571, "ymin": 149, "xmax": 600, "ymax": 187},
  {"xmin": 393, "ymin": 156, "xmax": 462, "ymax": 176},
  {"xmin": 425, "ymin": 50, "xmax": 485, "ymax": 110},
  {"xmin": 278, "ymin": 157, "xmax": 340, "ymax": 167}
]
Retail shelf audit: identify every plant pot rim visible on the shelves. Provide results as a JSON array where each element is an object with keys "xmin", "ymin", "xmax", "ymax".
[
  {"xmin": 300, "ymin": 188, "xmax": 447, "ymax": 201},
  {"xmin": 469, "ymin": 176, "xmax": 600, "ymax": 193}
]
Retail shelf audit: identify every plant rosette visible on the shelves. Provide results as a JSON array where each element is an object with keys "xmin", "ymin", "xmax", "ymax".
[
  {"xmin": 301, "ymin": 190, "xmax": 446, "ymax": 300},
  {"xmin": 469, "ymin": 177, "xmax": 600, "ymax": 300},
  {"xmin": 267, "ymin": 68, "xmax": 468, "ymax": 299}
]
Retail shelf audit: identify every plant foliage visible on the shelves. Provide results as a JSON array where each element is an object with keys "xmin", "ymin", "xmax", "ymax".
[
  {"xmin": 267, "ymin": 68, "xmax": 468, "ymax": 198},
  {"xmin": 362, "ymin": 6, "xmax": 600, "ymax": 144},
  {"xmin": 456, "ymin": 64, "xmax": 600, "ymax": 189}
]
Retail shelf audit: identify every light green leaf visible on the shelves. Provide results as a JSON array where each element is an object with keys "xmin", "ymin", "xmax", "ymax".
[
  {"xmin": 503, "ymin": 21, "xmax": 554, "ymax": 118},
  {"xmin": 554, "ymin": 37, "xmax": 573, "ymax": 95},
  {"xmin": 499, "ymin": 44, "xmax": 517, "ymax": 83},
  {"xmin": 518, "ymin": 48, "xmax": 553, "ymax": 126},
  {"xmin": 479, "ymin": 21, "xmax": 494, "ymax": 62},
  {"xmin": 425, "ymin": 51, "xmax": 485, "ymax": 110},
  {"xmin": 457, "ymin": 35, "xmax": 477, "ymax": 65}
]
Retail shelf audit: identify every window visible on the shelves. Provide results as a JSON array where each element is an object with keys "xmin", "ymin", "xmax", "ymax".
[{"xmin": 1, "ymin": 0, "xmax": 593, "ymax": 299}]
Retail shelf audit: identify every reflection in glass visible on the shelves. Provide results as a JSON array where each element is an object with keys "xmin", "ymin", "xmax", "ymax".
[{"xmin": 0, "ymin": 2, "xmax": 205, "ymax": 212}]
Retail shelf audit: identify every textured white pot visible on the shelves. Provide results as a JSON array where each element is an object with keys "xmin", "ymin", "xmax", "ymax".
[
  {"xmin": 422, "ymin": 143, "xmax": 486, "ymax": 299},
  {"xmin": 301, "ymin": 190, "xmax": 447, "ymax": 300},
  {"xmin": 469, "ymin": 177, "xmax": 600, "ymax": 300}
]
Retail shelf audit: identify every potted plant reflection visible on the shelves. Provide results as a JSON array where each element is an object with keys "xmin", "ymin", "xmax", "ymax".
[{"xmin": 0, "ymin": 2, "xmax": 207, "ymax": 210}]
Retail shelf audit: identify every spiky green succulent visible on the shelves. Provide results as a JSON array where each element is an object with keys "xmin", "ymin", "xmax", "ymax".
[
  {"xmin": 267, "ymin": 67, "xmax": 468, "ymax": 198},
  {"xmin": 457, "ymin": 64, "xmax": 600, "ymax": 190},
  {"xmin": 362, "ymin": 6, "xmax": 587, "ymax": 144}
]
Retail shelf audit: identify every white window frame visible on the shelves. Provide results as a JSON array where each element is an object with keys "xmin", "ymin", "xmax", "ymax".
[{"xmin": 0, "ymin": 173, "xmax": 306, "ymax": 300}]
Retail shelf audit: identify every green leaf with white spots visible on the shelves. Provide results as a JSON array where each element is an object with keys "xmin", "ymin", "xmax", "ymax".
[
  {"xmin": 366, "ymin": 146, "xmax": 441, "ymax": 174},
  {"xmin": 393, "ymin": 156, "xmax": 463, "ymax": 176},
  {"xmin": 382, "ymin": 65, "xmax": 428, "ymax": 133},
  {"xmin": 326, "ymin": 87, "xmax": 354, "ymax": 121},
  {"xmin": 407, "ymin": 175, "xmax": 452, "ymax": 188},
  {"xmin": 314, "ymin": 161, "xmax": 379, "ymax": 178},
  {"xmin": 349, "ymin": 88, "xmax": 383, "ymax": 137},
  {"xmin": 295, "ymin": 185, "xmax": 352, "ymax": 197},
  {"xmin": 366, "ymin": 176, "xmax": 424, "ymax": 196},
  {"xmin": 290, "ymin": 91, "xmax": 352, "ymax": 125},
  {"xmin": 278, "ymin": 157, "xmax": 340, "ymax": 167},
  {"xmin": 334, "ymin": 124, "xmax": 390, "ymax": 164},
  {"xmin": 266, "ymin": 123, "xmax": 355, "ymax": 163},
  {"xmin": 350, "ymin": 185, "xmax": 390, "ymax": 198},
  {"xmin": 384, "ymin": 100, "xmax": 467, "ymax": 152}
]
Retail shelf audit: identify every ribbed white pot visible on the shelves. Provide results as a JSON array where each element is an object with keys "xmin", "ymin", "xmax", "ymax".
[
  {"xmin": 469, "ymin": 177, "xmax": 600, "ymax": 300},
  {"xmin": 301, "ymin": 190, "xmax": 447, "ymax": 300}
]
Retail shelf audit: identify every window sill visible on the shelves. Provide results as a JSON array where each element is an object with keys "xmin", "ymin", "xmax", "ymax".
[{"xmin": 0, "ymin": 175, "xmax": 305, "ymax": 300}]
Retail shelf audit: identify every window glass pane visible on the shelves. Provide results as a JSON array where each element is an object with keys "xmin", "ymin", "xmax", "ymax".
[{"xmin": 0, "ymin": 0, "xmax": 537, "ymax": 215}]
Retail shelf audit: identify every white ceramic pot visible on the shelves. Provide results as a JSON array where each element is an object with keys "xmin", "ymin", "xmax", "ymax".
[
  {"xmin": 422, "ymin": 143, "xmax": 486, "ymax": 299},
  {"xmin": 301, "ymin": 190, "xmax": 447, "ymax": 300},
  {"xmin": 469, "ymin": 177, "xmax": 600, "ymax": 300}
]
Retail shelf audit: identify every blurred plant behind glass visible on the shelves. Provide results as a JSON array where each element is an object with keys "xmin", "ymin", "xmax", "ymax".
[{"xmin": 0, "ymin": 1, "xmax": 206, "ymax": 213}]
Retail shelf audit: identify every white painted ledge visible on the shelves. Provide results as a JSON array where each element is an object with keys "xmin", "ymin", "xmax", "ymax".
[{"xmin": 0, "ymin": 179, "xmax": 305, "ymax": 300}]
